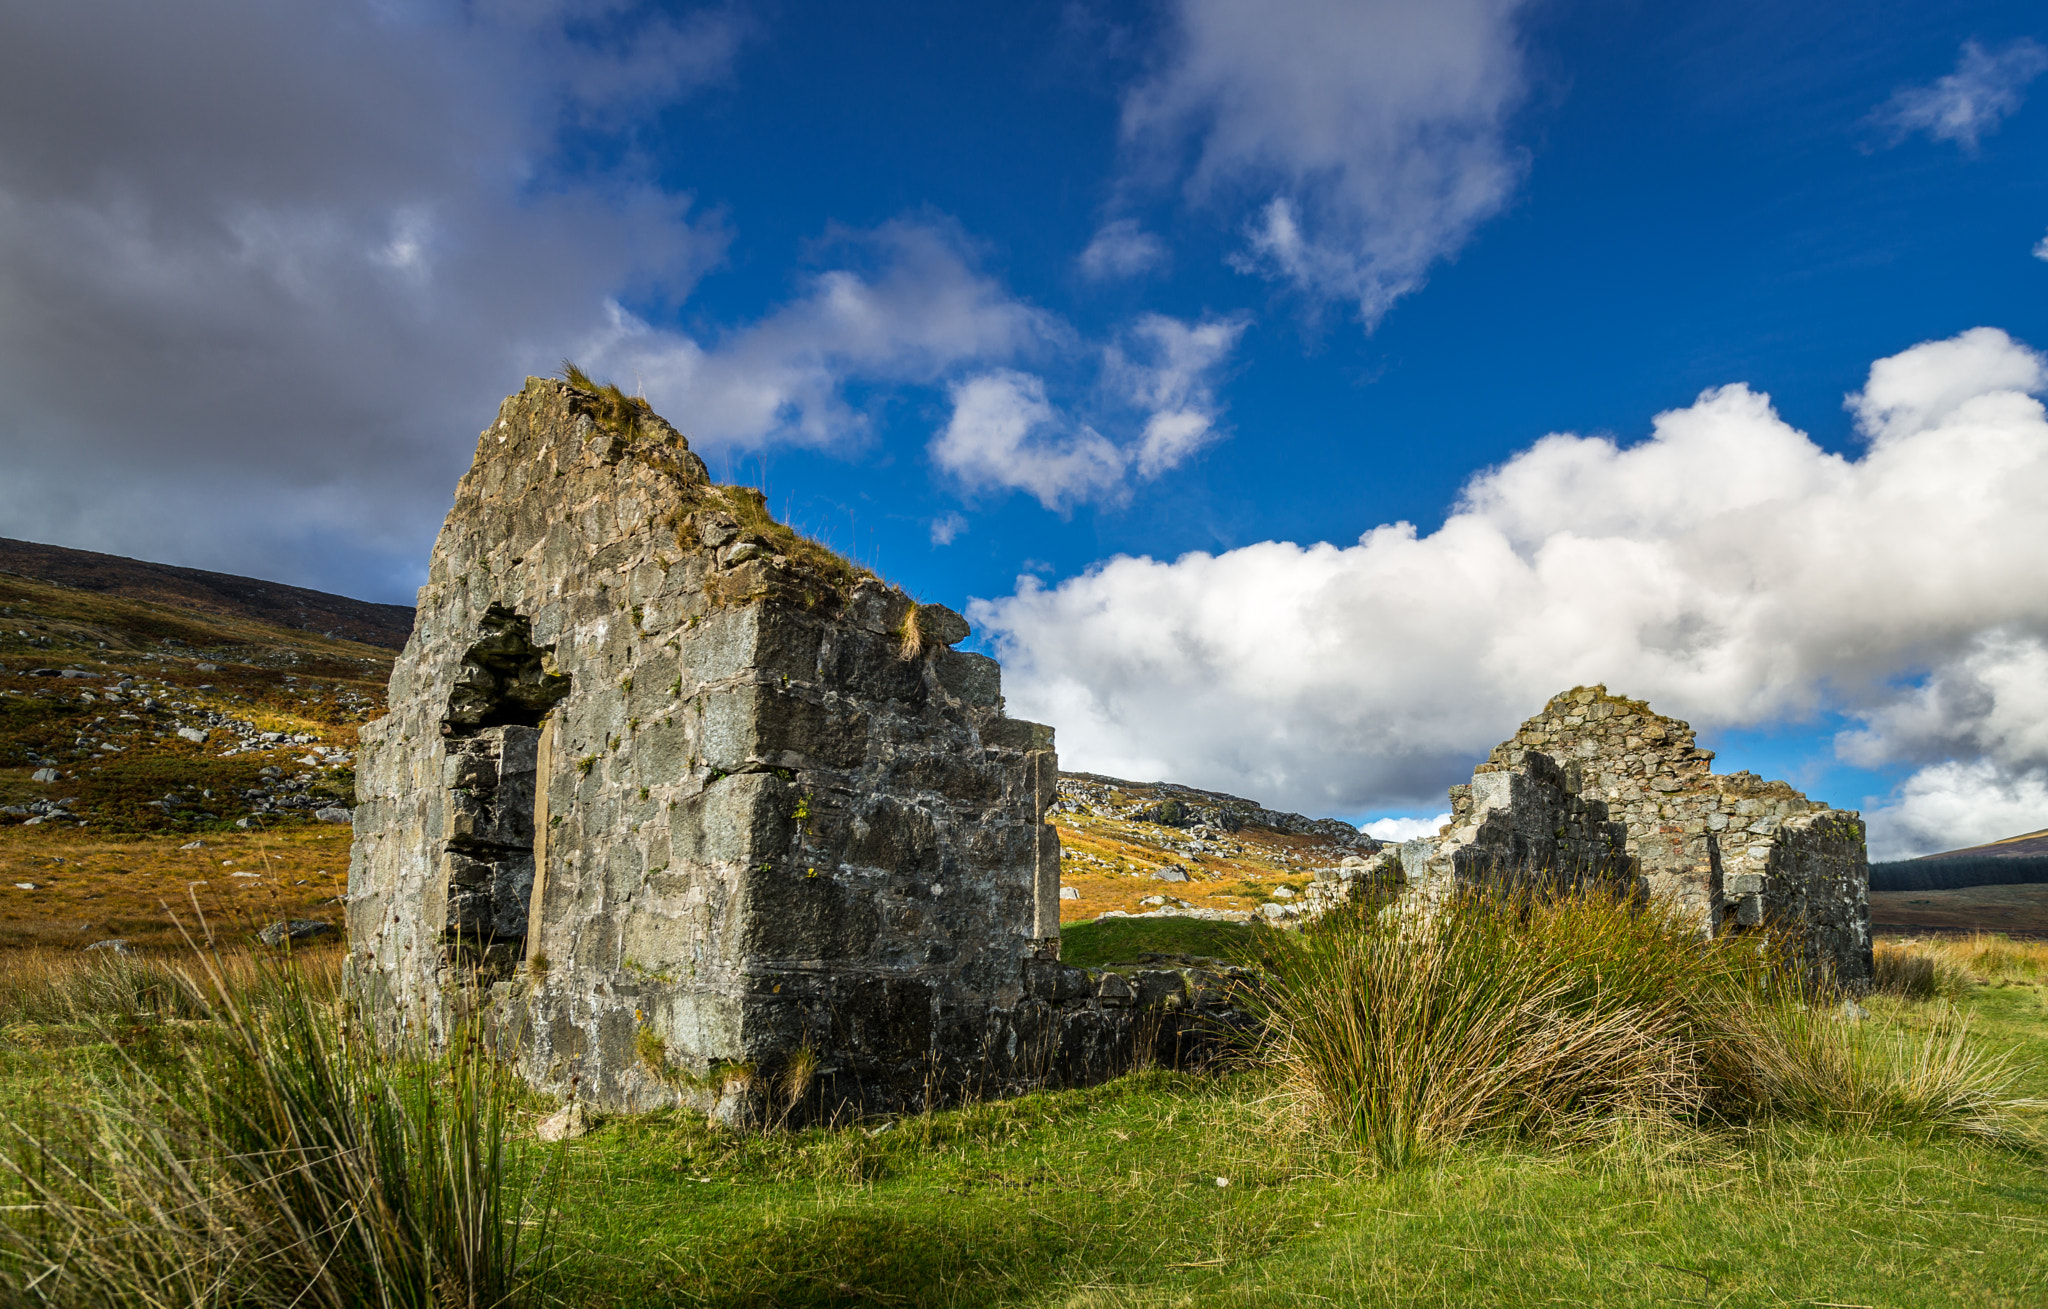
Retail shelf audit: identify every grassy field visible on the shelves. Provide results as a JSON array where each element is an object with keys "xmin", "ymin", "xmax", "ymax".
[
  {"xmin": 1873, "ymin": 884, "xmax": 2048, "ymax": 937},
  {"xmin": 2, "ymin": 927, "xmax": 2042, "ymax": 1307},
  {"xmin": 490, "ymin": 929, "xmax": 2048, "ymax": 1307}
]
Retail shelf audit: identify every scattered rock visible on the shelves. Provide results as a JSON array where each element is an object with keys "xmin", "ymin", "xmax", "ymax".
[
  {"xmin": 14, "ymin": 883, "xmax": 36, "ymax": 891},
  {"xmin": 176, "ymin": 727, "xmax": 208, "ymax": 744},
  {"xmin": 84, "ymin": 939, "xmax": 132, "ymax": 954},
  {"xmin": 536, "ymin": 1101, "xmax": 593, "ymax": 1142},
  {"xmin": 1152, "ymin": 865, "xmax": 1189, "ymax": 883},
  {"xmin": 31, "ymin": 768, "xmax": 57, "ymax": 783},
  {"xmin": 257, "ymin": 919, "xmax": 335, "ymax": 947},
  {"xmin": 1272, "ymin": 885, "xmax": 1295, "ymax": 899},
  {"xmin": 313, "ymin": 806, "xmax": 354, "ymax": 825},
  {"xmin": 1058, "ymin": 886, "xmax": 1079, "ymax": 900}
]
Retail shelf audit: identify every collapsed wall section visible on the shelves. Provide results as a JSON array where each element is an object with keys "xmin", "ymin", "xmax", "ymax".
[
  {"xmin": 1412, "ymin": 686, "xmax": 1871, "ymax": 984},
  {"xmin": 1402, "ymin": 751, "xmax": 1636, "ymax": 905}
]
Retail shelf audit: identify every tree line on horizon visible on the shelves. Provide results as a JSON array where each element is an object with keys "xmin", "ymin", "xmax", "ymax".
[{"xmin": 1868, "ymin": 855, "xmax": 2048, "ymax": 893}]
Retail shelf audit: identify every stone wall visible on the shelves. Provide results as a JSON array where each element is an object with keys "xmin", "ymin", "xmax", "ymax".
[
  {"xmin": 1401, "ymin": 750, "xmax": 1637, "ymax": 907},
  {"xmin": 1399, "ymin": 687, "xmax": 1871, "ymax": 985},
  {"xmin": 349, "ymin": 378, "xmax": 1210, "ymax": 1119}
]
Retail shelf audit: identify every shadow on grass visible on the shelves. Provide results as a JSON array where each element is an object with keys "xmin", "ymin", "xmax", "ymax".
[{"xmin": 608, "ymin": 1209, "xmax": 1067, "ymax": 1308}]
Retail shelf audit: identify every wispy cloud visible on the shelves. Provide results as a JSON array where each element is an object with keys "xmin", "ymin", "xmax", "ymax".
[
  {"xmin": 1122, "ymin": 0, "xmax": 1532, "ymax": 327},
  {"xmin": 1869, "ymin": 38, "xmax": 2048, "ymax": 153},
  {"xmin": 589, "ymin": 219, "xmax": 1061, "ymax": 452},
  {"xmin": 1078, "ymin": 218, "xmax": 1168, "ymax": 281},
  {"xmin": 929, "ymin": 313, "xmax": 1249, "ymax": 509}
]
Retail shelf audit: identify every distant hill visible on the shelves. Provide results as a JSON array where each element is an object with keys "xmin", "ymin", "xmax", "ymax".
[
  {"xmin": 1870, "ymin": 827, "xmax": 2048, "ymax": 893},
  {"xmin": 0, "ymin": 538, "xmax": 414, "ymax": 650},
  {"xmin": 1917, "ymin": 828, "xmax": 2048, "ymax": 861}
]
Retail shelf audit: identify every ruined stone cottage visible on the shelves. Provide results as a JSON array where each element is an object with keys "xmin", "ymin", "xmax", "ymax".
[
  {"xmin": 347, "ymin": 378, "xmax": 1225, "ymax": 1119},
  {"xmin": 1397, "ymin": 686, "xmax": 1872, "ymax": 985}
]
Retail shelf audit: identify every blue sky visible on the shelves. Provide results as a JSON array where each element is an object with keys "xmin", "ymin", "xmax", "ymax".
[{"xmin": 3, "ymin": 1, "xmax": 2046, "ymax": 854}]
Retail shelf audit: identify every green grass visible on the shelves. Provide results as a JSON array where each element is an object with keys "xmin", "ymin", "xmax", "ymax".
[
  {"xmin": 1057, "ymin": 916, "xmax": 1277, "ymax": 970},
  {"xmin": 539, "ymin": 1060, "xmax": 2048, "ymax": 1307},
  {"xmin": 521, "ymin": 931, "xmax": 2048, "ymax": 1307},
  {"xmin": 0, "ymin": 938, "xmax": 2042, "ymax": 1306},
  {"xmin": 0, "ymin": 951, "xmax": 558, "ymax": 1308}
]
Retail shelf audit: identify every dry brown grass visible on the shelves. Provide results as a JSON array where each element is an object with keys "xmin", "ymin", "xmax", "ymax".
[
  {"xmin": 1870, "ymin": 883, "xmax": 2048, "ymax": 935},
  {"xmin": 0, "ymin": 939, "xmax": 344, "ymax": 1037},
  {"xmin": 1876, "ymin": 932, "xmax": 2048, "ymax": 995},
  {"xmin": 1053, "ymin": 813, "xmax": 1344, "ymax": 922},
  {"xmin": 0, "ymin": 826, "xmax": 350, "ymax": 950}
]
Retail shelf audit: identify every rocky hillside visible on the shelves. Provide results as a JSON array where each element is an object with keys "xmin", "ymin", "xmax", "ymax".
[
  {"xmin": 1051, "ymin": 772, "xmax": 1379, "ymax": 924},
  {"xmin": 1, "ymin": 569, "xmax": 392, "ymax": 834},
  {"xmin": 0, "ymin": 537, "xmax": 415, "ymax": 649}
]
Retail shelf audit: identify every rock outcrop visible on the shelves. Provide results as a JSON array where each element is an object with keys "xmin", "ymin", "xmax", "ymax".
[{"xmin": 348, "ymin": 378, "xmax": 1229, "ymax": 1120}]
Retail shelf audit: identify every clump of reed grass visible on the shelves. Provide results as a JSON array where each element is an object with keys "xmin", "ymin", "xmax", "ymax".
[
  {"xmin": 0, "ymin": 949, "xmax": 557, "ymax": 1307},
  {"xmin": 0, "ymin": 947, "xmax": 212, "ymax": 1032},
  {"xmin": 1256, "ymin": 889, "xmax": 2033, "ymax": 1170}
]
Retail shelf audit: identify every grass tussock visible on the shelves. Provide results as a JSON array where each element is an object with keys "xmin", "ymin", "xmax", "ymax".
[
  {"xmin": 560, "ymin": 360, "xmax": 654, "ymax": 441},
  {"xmin": 1258, "ymin": 890, "xmax": 2035, "ymax": 1170},
  {"xmin": 0, "ymin": 950, "xmax": 558, "ymax": 1308},
  {"xmin": 692, "ymin": 483, "xmax": 877, "ymax": 612}
]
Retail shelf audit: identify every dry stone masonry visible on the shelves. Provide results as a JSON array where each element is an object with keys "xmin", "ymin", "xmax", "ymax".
[
  {"xmin": 348, "ymin": 378, "xmax": 1235, "ymax": 1121},
  {"xmin": 1395, "ymin": 687, "xmax": 1871, "ymax": 985}
]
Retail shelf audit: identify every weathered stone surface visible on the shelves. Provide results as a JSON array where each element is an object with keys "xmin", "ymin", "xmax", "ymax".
[
  {"xmin": 349, "ymin": 378, "xmax": 1218, "ymax": 1119},
  {"xmin": 1396, "ymin": 687, "xmax": 1872, "ymax": 986}
]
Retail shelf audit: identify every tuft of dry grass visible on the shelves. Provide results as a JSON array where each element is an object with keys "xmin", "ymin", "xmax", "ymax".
[
  {"xmin": 694, "ymin": 484, "xmax": 877, "ymax": 611},
  {"xmin": 560, "ymin": 360, "xmax": 654, "ymax": 439},
  {"xmin": 1256, "ymin": 890, "xmax": 2036, "ymax": 1170},
  {"xmin": 1874, "ymin": 938, "xmax": 1970, "ymax": 999}
]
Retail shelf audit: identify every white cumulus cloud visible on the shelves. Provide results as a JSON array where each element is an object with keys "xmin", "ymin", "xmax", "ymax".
[
  {"xmin": 1122, "ymin": 0, "xmax": 1531, "ymax": 325},
  {"xmin": 1870, "ymin": 38, "xmax": 2048, "ymax": 152},
  {"xmin": 1365, "ymin": 813, "xmax": 1452, "ymax": 842},
  {"xmin": 973, "ymin": 327, "xmax": 2048, "ymax": 857}
]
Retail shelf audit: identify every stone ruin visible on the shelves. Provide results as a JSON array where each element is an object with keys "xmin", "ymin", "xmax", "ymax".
[
  {"xmin": 347, "ymin": 378, "xmax": 1235, "ymax": 1120},
  {"xmin": 1394, "ymin": 686, "xmax": 1872, "ymax": 985}
]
